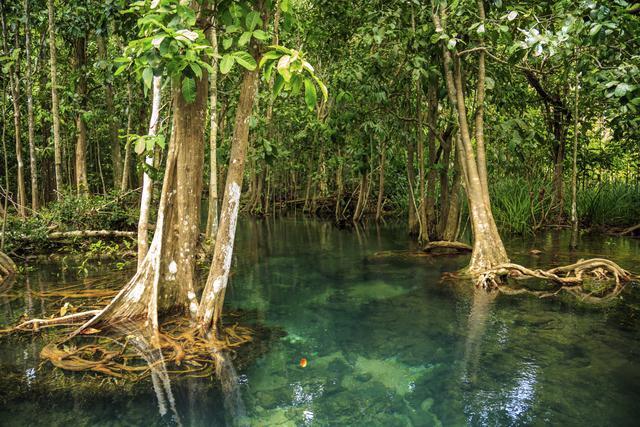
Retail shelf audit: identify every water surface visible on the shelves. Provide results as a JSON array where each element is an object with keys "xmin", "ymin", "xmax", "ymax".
[{"xmin": 1, "ymin": 218, "xmax": 639, "ymax": 426}]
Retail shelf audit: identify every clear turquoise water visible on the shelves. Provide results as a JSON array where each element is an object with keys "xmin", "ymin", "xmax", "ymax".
[{"xmin": 1, "ymin": 218, "xmax": 640, "ymax": 426}]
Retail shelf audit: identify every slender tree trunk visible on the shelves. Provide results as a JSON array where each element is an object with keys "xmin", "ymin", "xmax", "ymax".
[
  {"xmin": 205, "ymin": 19, "xmax": 219, "ymax": 244},
  {"xmin": 433, "ymin": 4, "xmax": 508, "ymax": 274},
  {"xmin": 1, "ymin": 83, "xmax": 9, "ymax": 249},
  {"xmin": 570, "ymin": 69, "xmax": 580, "ymax": 249},
  {"xmin": 24, "ymin": 0, "xmax": 38, "ymax": 211},
  {"xmin": 407, "ymin": 127, "xmax": 419, "ymax": 235},
  {"xmin": 197, "ymin": 66, "xmax": 259, "ymax": 337},
  {"xmin": 443, "ymin": 142, "xmax": 462, "ymax": 241},
  {"xmin": 97, "ymin": 33, "xmax": 122, "ymax": 188},
  {"xmin": 137, "ymin": 76, "xmax": 162, "ymax": 266},
  {"xmin": 425, "ymin": 78, "xmax": 439, "ymax": 238},
  {"xmin": 120, "ymin": 81, "xmax": 134, "ymax": 192},
  {"xmin": 416, "ymin": 81, "xmax": 428, "ymax": 242},
  {"xmin": 1, "ymin": 10, "xmax": 26, "ymax": 217},
  {"xmin": 437, "ymin": 129, "xmax": 453, "ymax": 239},
  {"xmin": 47, "ymin": 0, "xmax": 63, "ymax": 198},
  {"xmin": 375, "ymin": 142, "xmax": 385, "ymax": 222},
  {"xmin": 474, "ymin": 0, "xmax": 490, "ymax": 208},
  {"xmin": 74, "ymin": 36, "xmax": 89, "ymax": 194}
]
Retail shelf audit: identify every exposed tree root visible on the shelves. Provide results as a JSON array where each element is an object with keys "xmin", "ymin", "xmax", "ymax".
[
  {"xmin": 40, "ymin": 318, "xmax": 252, "ymax": 379},
  {"xmin": 476, "ymin": 258, "xmax": 636, "ymax": 303}
]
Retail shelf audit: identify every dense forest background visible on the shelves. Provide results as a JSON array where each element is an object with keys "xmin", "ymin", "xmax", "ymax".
[{"xmin": 0, "ymin": 0, "xmax": 638, "ymax": 257}]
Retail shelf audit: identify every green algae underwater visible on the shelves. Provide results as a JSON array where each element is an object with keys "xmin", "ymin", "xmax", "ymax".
[{"xmin": 1, "ymin": 218, "xmax": 640, "ymax": 426}]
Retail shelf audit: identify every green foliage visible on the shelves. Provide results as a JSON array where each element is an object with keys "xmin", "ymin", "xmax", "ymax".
[
  {"xmin": 576, "ymin": 182, "xmax": 640, "ymax": 229},
  {"xmin": 114, "ymin": 0, "xmax": 214, "ymax": 101}
]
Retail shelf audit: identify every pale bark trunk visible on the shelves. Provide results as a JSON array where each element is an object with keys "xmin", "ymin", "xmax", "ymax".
[
  {"xmin": 570, "ymin": 70, "xmax": 579, "ymax": 249},
  {"xmin": 74, "ymin": 36, "xmax": 89, "ymax": 194},
  {"xmin": 137, "ymin": 76, "xmax": 162, "ymax": 267},
  {"xmin": 433, "ymin": 4, "xmax": 508, "ymax": 274},
  {"xmin": 47, "ymin": 0, "xmax": 63, "ymax": 198},
  {"xmin": 205, "ymin": 20, "xmax": 219, "ymax": 243},
  {"xmin": 197, "ymin": 67, "xmax": 259, "ymax": 336},
  {"xmin": 24, "ymin": 0, "xmax": 38, "ymax": 211},
  {"xmin": 474, "ymin": 0, "xmax": 490, "ymax": 208},
  {"xmin": 0, "ymin": 10, "xmax": 26, "ymax": 217}
]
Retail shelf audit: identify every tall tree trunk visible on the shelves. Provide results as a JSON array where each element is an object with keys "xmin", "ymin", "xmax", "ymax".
[
  {"xmin": 425, "ymin": 78, "xmax": 439, "ymax": 238},
  {"xmin": 74, "ymin": 36, "xmax": 89, "ymax": 194},
  {"xmin": 416, "ymin": 80, "xmax": 428, "ymax": 242},
  {"xmin": 570, "ymin": 69, "xmax": 580, "ymax": 249},
  {"xmin": 375, "ymin": 142, "xmax": 385, "ymax": 222},
  {"xmin": 1, "ymin": 82, "xmax": 9, "ymax": 249},
  {"xmin": 437, "ymin": 129, "xmax": 453, "ymax": 239},
  {"xmin": 161, "ymin": 74, "xmax": 208, "ymax": 310},
  {"xmin": 197, "ymin": 66, "xmax": 259, "ymax": 337},
  {"xmin": 138, "ymin": 76, "xmax": 162, "ymax": 266},
  {"xmin": 120, "ymin": 81, "xmax": 134, "ymax": 192},
  {"xmin": 205, "ymin": 18, "xmax": 219, "ymax": 244},
  {"xmin": 433, "ymin": 4, "xmax": 508, "ymax": 274},
  {"xmin": 407, "ymin": 129, "xmax": 419, "ymax": 235},
  {"xmin": 47, "ymin": 0, "xmax": 63, "ymax": 198},
  {"xmin": 1, "ymin": 9, "xmax": 26, "ymax": 217},
  {"xmin": 24, "ymin": 0, "xmax": 38, "ymax": 211},
  {"xmin": 97, "ymin": 33, "xmax": 122, "ymax": 188},
  {"xmin": 443, "ymin": 142, "xmax": 462, "ymax": 241},
  {"xmin": 474, "ymin": 0, "xmax": 490, "ymax": 209}
]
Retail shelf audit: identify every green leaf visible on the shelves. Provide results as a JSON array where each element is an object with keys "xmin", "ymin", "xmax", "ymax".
[
  {"xmin": 304, "ymin": 78, "xmax": 317, "ymax": 111},
  {"xmin": 190, "ymin": 62, "xmax": 202, "ymax": 79},
  {"xmin": 233, "ymin": 51, "xmax": 257, "ymax": 70},
  {"xmin": 238, "ymin": 31, "xmax": 253, "ymax": 47},
  {"xmin": 273, "ymin": 74, "xmax": 285, "ymax": 97},
  {"xmin": 246, "ymin": 11, "xmax": 262, "ymax": 31},
  {"xmin": 589, "ymin": 23, "xmax": 602, "ymax": 36},
  {"xmin": 220, "ymin": 54, "xmax": 235, "ymax": 74},
  {"xmin": 311, "ymin": 74, "xmax": 328, "ymax": 101},
  {"xmin": 134, "ymin": 138, "xmax": 146, "ymax": 155},
  {"xmin": 223, "ymin": 38, "xmax": 233, "ymax": 50},
  {"xmin": 114, "ymin": 64, "xmax": 128, "ymax": 76},
  {"xmin": 252, "ymin": 29, "xmax": 270, "ymax": 41},
  {"xmin": 614, "ymin": 82, "xmax": 633, "ymax": 97},
  {"xmin": 182, "ymin": 77, "xmax": 196, "ymax": 103},
  {"xmin": 259, "ymin": 50, "xmax": 281, "ymax": 68},
  {"xmin": 142, "ymin": 67, "xmax": 153, "ymax": 89},
  {"xmin": 280, "ymin": 0, "xmax": 290, "ymax": 12}
]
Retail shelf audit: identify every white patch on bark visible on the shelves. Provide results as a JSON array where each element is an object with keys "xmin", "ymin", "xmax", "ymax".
[
  {"xmin": 168, "ymin": 261, "xmax": 177, "ymax": 274},
  {"xmin": 129, "ymin": 281, "xmax": 145, "ymax": 303}
]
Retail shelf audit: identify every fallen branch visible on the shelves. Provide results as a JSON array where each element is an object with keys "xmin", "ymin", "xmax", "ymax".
[
  {"xmin": 618, "ymin": 224, "xmax": 640, "ymax": 236},
  {"xmin": 423, "ymin": 241, "xmax": 472, "ymax": 253},
  {"xmin": 47, "ymin": 230, "xmax": 136, "ymax": 240}
]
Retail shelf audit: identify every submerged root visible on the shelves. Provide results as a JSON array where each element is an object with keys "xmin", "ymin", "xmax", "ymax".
[
  {"xmin": 476, "ymin": 258, "xmax": 636, "ymax": 303},
  {"xmin": 40, "ymin": 318, "xmax": 253, "ymax": 379}
]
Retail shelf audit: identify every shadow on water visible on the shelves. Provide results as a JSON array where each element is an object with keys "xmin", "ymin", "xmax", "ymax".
[{"xmin": 1, "ymin": 217, "xmax": 640, "ymax": 426}]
